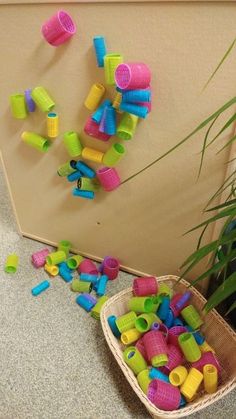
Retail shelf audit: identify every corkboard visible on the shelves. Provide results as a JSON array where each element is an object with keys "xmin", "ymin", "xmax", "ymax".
[{"xmin": 0, "ymin": 1, "xmax": 236, "ymax": 288}]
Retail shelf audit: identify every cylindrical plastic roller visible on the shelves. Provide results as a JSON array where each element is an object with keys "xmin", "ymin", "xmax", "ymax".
[
  {"xmin": 157, "ymin": 296, "xmax": 170, "ymax": 321},
  {"xmin": 10, "ymin": 94, "xmax": 28, "ymax": 119},
  {"xmin": 164, "ymin": 309, "xmax": 174, "ymax": 328},
  {"xmin": 181, "ymin": 305, "xmax": 204, "ymax": 330},
  {"xmin": 82, "ymin": 147, "xmax": 104, "ymax": 164},
  {"xmin": 151, "ymin": 295, "xmax": 162, "ymax": 313},
  {"xmin": 175, "ymin": 291, "xmax": 192, "ymax": 310},
  {"xmin": 31, "ymin": 280, "xmax": 50, "ymax": 296},
  {"xmin": 180, "ymin": 368, "xmax": 203, "ymax": 401},
  {"xmin": 147, "ymin": 379, "xmax": 181, "ymax": 411},
  {"xmin": 47, "ymin": 112, "xmax": 59, "ymax": 138},
  {"xmin": 21, "ymin": 132, "xmax": 50, "ymax": 153},
  {"xmin": 31, "ymin": 87, "xmax": 55, "ymax": 112},
  {"xmin": 158, "ymin": 283, "xmax": 173, "ymax": 297},
  {"xmin": 91, "ymin": 296, "xmax": 109, "ymax": 320},
  {"xmin": 199, "ymin": 341, "xmax": 215, "ymax": 354},
  {"xmin": 96, "ymin": 167, "xmax": 121, "ymax": 192},
  {"xmin": 107, "ymin": 315, "xmax": 121, "ymax": 338},
  {"xmin": 93, "ymin": 36, "xmax": 107, "ymax": 67},
  {"xmin": 46, "ymin": 250, "xmax": 66, "ymax": 266},
  {"xmin": 104, "ymin": 53, "xmax": 123, "ymax": 85},
  {"xmin": 115, "ymin": 311, "xmax": 137, "ymax": 333},
  {"xmin": 59, "ymin": 265, "xmax": 73, "ymax": 282},
  {"xmin": 168, "ymin": 326, "xmax": 188, "ymax": 347},
  {"xmin": 44, "ymin": 263, "xmax": 59, "ymax": 276},
  {"xmin": 178, "ymin": 332, "xmax": 201, "ymax": 362},
  {"xmin": 186, "ymin": 326, "xmax": 205, "ymax": 345},
  {"xmin": 92, "ymin": 99, "xmax": 112, "ymax": 124},
  {"xmin": 192, "ymin": 351, "xmax": 221, "ymax": 374},
  {"xmin": 84, "ymin": 116, "xmax": 111, "ymax": 142},
  {"xmin": 133, "ymin": 276, "xmax": 158, "ymax": 297},
  {"xmin": 99, "ymin": 105, "xmax": 116, "ymax": 135},
  {"xmin": 169, "ymin": 366, "xmax": 188, "ymax": 387},
  {"xmin": 67, "ymin": 171, "xmax": 82, "ymax": 182},
  {"xmin": 102, "ymin": 256, "xmax": 119, "ymax": 280},
  {"xmin": 137, "ymin": 369, "xmax": 151, "ymax": 395},
  {"xmin": 24, "ymin": 89, "xmax": 36, "ymax": 113},
  {"xmin": 57, "ymin": 240, "xmax": 71, "ymax": 258},
  {"xmin": 71, "ymin": 278, "xmax": 92, "ymax": 293},
  {"xmin": 117, "ymin": 112, "xmax": 138, "ymax": 140},
  {"xmin": 102, "ymin": 143, "xmax": 125, "ymax": 167},
  {"xmin": 32, "ymin": 248, "xmax": 49, "ymax": 268},
  {"xmin": 72, "ymin": 189, "xmax": 95, "ymax": 199},
  {"xmin": 63, "ymin": 131, "xmax": 82, "ymax": 157},
  {"xmin": 41, "ymin": 10, "xmax": 76, "ymax": 46},
  {"xmin": 72, "ymin": 161, "xmax": 96, "ymax": 179},
  {"xmin": 143, "ymin": 330, "xmax": 168, "ymax": 367},
  {"xmin": 149, "ymin": 368, "xmax": 169, "ymax": 383},
  {"xmin": 77, "ymin": 177, "xmax": 100, "ymax": 192},
  {"xmin": 96, "ymin": 274, "xmax": 108, "ymax": 296},
  {"xmin": 162, "ymin": 344, "xmax": 183, "ymax": 373},
  {"xmin": 123, "ymin": 346, "xmax": 147, "ymax": 375},
  {"xmin": 121, "ymin": 328, "xmax": 142, "ymax": 345},
  {"xmin": 173, "ymin": 318, "xmax": 184, "ymax": 327},
  {"xmin": 112, "ymin": 92, "xmax": 122, "ymax": 110},
  {"xmin": 67, "ymin": 255, "xmax": 84, "ymax": 269},
  {"xmin": 203, "ymin": 364, "xmax": 218, "ymax": 394},
  {"xmin": 115, "ymin": 62, "xmax": 151, "ymax": 90},
  {"xmin": 80, "ymin": 273, "xmax": 98, "ymax": 284},
  {"xmin": 84, "ymin": 83, "xmax": 105, "ymax": 111},
  {"xmin": 58, "ymin": 161, "xmax": 76, "ymax": 177},
  {"xmin": 122, "ymin": 89, "xmax": 151, "ymax": 103},
  {"xmin": 5, "ymin": 254, "xmax": 19, "ymax": 273},
  {"xmin": 120, "ymin": 102, "xmax": 148, "ymax": 119},
  {"xmin": 78, "ymin": 259, "xmax": 98, "ymax": 275},
  {"xmin": 76, "ymin": 294, "xmax": 96, "ymax": 312},
  {"xmin": 128, "ymin": 297, "xmax": 153, "ymax": 313},
  {"xmin": 135, "ymin": 337, "xmax": 148, "ymax": 362},
  {"xmin": 170, "ymin": 293, "xmax": 184, "ymax": 317},
  {"xmin": 135, "ymin": 313, "xmax": 160, "ymax": 333}
]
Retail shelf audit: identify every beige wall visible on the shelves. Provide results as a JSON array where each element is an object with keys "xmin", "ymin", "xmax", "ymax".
[{"xmin": 1, "ymin": 1, "xmax": 236, "ymax": 292}]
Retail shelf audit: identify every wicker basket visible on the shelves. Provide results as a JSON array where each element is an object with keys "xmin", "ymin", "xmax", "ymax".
[{"xmin": 100, "ymin": 275, "xmax": 236, "ymax": 418}]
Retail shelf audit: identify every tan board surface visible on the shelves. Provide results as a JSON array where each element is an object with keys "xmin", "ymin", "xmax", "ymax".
[{"xmin": 0, "ymin": 2, "xmax": 235, "ymax": 287}]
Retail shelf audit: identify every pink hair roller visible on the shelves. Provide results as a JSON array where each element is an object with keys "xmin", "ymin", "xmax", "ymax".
[
  {"xmin": 192, "ymin": 352, "xmax": 221, "ymax": 374},
  {"xmin": 32, "ymin": 248, "xmax": 50, "ymax": 268},
  {"xmin": 143, "ymin": 331, "xmax": 168, "ymax": 367},
  {"xmin": 159, "ymin": 344, "xmax": 183, "ymax": 375},
  {"xmin": 133, "ymin": 276, "xmax": 158, "ymax": 296},
  {"xmin": 170, "ymin": 293, "xmax": 188, "ymax": 317},
  {"xmin": 102, "ymin": 256, "xmax": 119, "ymax": 280},
  {"xmin": 168, "ymin": 326, "xmax": 188, "ymax": 347},
  {"xmin": 96, "ymin": 167, "xmax": 121, "ymax": 192},
  {"xmin": 84, "ymin": 116, "xmax": 111, "ymax": 142},
  {"xmin": 148, "ymin": 379, "xmax": 181, "ymax": 411},
  {"xmin": 78, "ymin": 259, "xmax": 98, "ymax": 275},
  {"xmin": 135, "ymin": 337, "xmax": 149, "ymax": 362},
  {"xmin": 158, "ymin": 323, "xmax": 169, "ymax": 342},
  {"xmin": 41, "ymin": 10, "xmax": 76, "ymax": 47},
  {"xmin": 115, "ymin": 63, "xmax": 151, "ymax": 90}
]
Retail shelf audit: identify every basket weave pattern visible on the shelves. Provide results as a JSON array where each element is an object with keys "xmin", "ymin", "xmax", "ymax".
[{"xmin": 100, "ymin": 275, "xmax": 236, "ymax": 418}]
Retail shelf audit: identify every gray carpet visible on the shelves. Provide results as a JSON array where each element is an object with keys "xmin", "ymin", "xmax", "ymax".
[{"xmin": 0, "ymin": 164, "xmax": 235, "ymax": 419}]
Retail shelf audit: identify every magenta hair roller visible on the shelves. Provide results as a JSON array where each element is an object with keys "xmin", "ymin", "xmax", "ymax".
[
  {"xmin": 115, "ymin": 62, "xmax": 151, "ymax": 90},
  {"xmin": 192, "ymin": 352, "xmax": 221, "ymax": 374},
  {"xmin": 32, "ymin": 248, "xmax": 50, "ymax": 268},
  {"xmin": 143, "ymin": 331, "xmax": 168, "ymax": 367},
  {"xmin": 158, "ymin": 323, "xmax": 169, "ymax": 341},
  {"xmin": 96, "ymin": 167, "xmax": 121, "ymax": 192},
  {"xmin": 78, "ymin": 259, "xmax": 98, "ymax": 275},
  {"xmin": 133, "ymin": 276, "xmax": 158, "ymax": 296},
  {"xmin": 160, "ymin": 344, "xmax": 183, "ymax": 375},
  {"xmin": 84, "ymin": 116, "xmax": 111, "ymax": 142},
  {"xmin": 175, "ymin": 291, "xmax": 192, "ymax": 311},
  {"xmin": 148, "ymin": 379, "xmax": 181, "ymax": 411},
  {"xmin": 41, "ymin": 10, "xmax": 76, "ymax": 47},
  {"xmin": 102, "ymin": 256, "xmax": 119, "ymax": 280},
  {"xmin": 168, "ymin": 326, "xmax": 188, "ymax": 347},
  {"xmin": 135, "ymin": 337, "xmax": 149, "ymax": 362}
]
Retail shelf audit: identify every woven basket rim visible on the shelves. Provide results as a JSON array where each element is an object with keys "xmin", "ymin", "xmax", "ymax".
[{"xmin": 100, "ymin": 275, "xmax": 236, "ymax": 419}]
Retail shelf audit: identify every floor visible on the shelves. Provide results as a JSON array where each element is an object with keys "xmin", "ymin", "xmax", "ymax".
[{"xmin": 0, "ymin": 164, "xmax": 235, "ymax": 419}]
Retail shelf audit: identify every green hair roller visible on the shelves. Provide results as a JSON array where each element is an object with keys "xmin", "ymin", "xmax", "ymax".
[
  {"xmin": 123, "ymin": 346, "xmax": 147, "ymax": 375},
  {"xmin": 31, "ymin": 86, "xmax": 55, "ymax": 113},
  {"xmin": 5, "ymin": 254, "xmax": 19, "ymax": 273},
  {"xmin": 71, "ymin": 278, "xmax": 92, "ymax": 293},
  {"xmin": 137, "ymin": 369, "xmax": 152, "ymax": 394},
  {"xmin": 57, "ymin": 161, "xmax": 76, "ymax": 177},
  {"xmin": 91, "ymin": 296, "xmax": 109, "ymax": 320},
  {"xmin": 128, "ymin": 297, "xmax": 153, "ymax": 313},
  {"xmin": 135, "ymin": 313, "xmax": 160, "ymax": 332},
  {"xmin": 117, "ymin": 113, "xmax": 138, "ymax": 140},
  {"xmin": 21, "ymin": 131, "xmax": 50, "ymax": 152},
  {"xmin": 66, "ymin": 255, "xmax": 84, "ymax": 269},
  {"xmin": 63, "ymin": 131, "xmax": 83, "ymax": 157},
  {"xmin": 10, "ymin": 94, "xmax": 28, "ymax": 119},
  {"xmin": 151, "ymin": 295, "xmax": 162, "ymax": 312},
  {"xmin": 102, "ymin": 143, "xmax": 126, "ymax": 167},
  {"xmin": 181, "ymin": 305, "xmax": 204, "ymax": 330},
  {"xmin": 77, "ymin": 177, "xmax": 100, "ymax": 192},
  {"xmin": 57, "ymin": 240, "xmax": 71, "ymax": 258},
  {"xmin": 178, "ymin": 332, "xmax": 201, "ymax": 362},
  {"xmin": 158, "ymin": 283, "xmax": 173, "ymax": 298},
  {"xmin": 104, "ymin": 53, "xmax": 123, "ymax": 85},
  {"xmin": 115, "ymin": 311, "xmax": 137, "ymax": 333},
  {"xmin": 46, "ymin": 251, "xmax": 66, "ymax": 266}
]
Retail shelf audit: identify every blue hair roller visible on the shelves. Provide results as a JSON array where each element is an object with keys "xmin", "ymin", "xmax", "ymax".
[
  {"xmin": 101, "ymin": 105, "xmax": 116, "ymax": 135},
  {"xmin": 149, "ymin": 368, "xmax": 169, "ymax": 383},
  {"xmin": 80, "ymin": 273, "xmax": 98, "ymax": 284},
  {"xmin": 59, "ymin": 266, "xmax": 73, "ymax": 282},
  {"xmin": 120, "ymin": 102, "xmax": 148, "ymax": 119},
  {"xmin": 175, "ymin": 291, "xmax": 192, "ymax": 310},
  {"xmin": 76, "ymin": 294, "xmax": 96, "ymax": 312},
  {"xmin": 67, "ymin": 170, "xmax": 82, "ymax": 182},
  {"xmin": 107, "ymin": 315, "xmax": 121, "ymax": 338},
  {"xmin": 72, "ymin": 161, "xmax": 96, "ymax": 179},
  {"xmin": 97, "ymin": 274, "xmax": 108, "ymax": 296},
  {"xmin": 93, "ymin": 36, "xmax": 107, "ymax": 67},
  {"xmin": 72, "ymin": 189, "xmax": 95, "ymax": 199},
  {"xmin": 164, "ymin": 309, "xmax": 174, "ymax": 328},
  {"xmin": 157, "ymin": 296, "xmax": 170, "ymax": 321},
  {"xmin": 122, "ymin": 89, "xmax": 151, "ymax": 103},
  {"xmin": 173, "ymin": 317, "xmax": 184, "ymax": 327},
  {"xmin": 92, "ymin": 99, "xmax": 112, "ymax": 124},
  {"xmin": 179, "ymin": 395, "xmax": 186, "ymax": 408},
  {"xmin": 32, "ymin": 280, "xmax": 50, "ymax": 296},
  {"xmin": 186, "ymin": 326, "xmax": 205, "ymax": 345}
]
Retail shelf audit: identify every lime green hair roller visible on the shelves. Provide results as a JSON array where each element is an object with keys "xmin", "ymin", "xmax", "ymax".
[
  {"xmin": 71, "ymin": 278, "xmax": 92, "ymax": 293},
  {"xmin": 46, "ymin": 250, "xmax": 66, "ymax": 266},
  {"xmin": 181, "ymin": 305, "xmax": 204, "ymax": 330},
  {"xmin": 67, "ymin": 255, "xmax": 84, "ymax": 269},
  {"xmin": 128, "ymin": 297, "xmax": 153, "ymax": 313},
  {"xmin": 137, "ymin": 369, "xmax": 152, "ymax": 394},
  {"xmin": 135, "ymin": 313, "xmax": 160, "ymax": 332},
  {"xmin": 102, "ymin": 143, "xmax": 126, "ymax": 167},
  {"xmin": 91, "ymin": 296, "xmax": 109, "ymax": 320},
  {"xmin": 178, "ymin": 332, "xmax": 201, "ymax": 362},
  {"xmin": 57, "ymin": 240, "xmax": 71, "ymax": 258},
  {"xmin": 21, "ymin": 131, "xmax": 50, "ymax": 152},
  {"xmin": 158, "ymin": 283, "xmax": 173, "ymax": 298},
  {"xmin": 104, "ymin": 53, "xmax": 123, "ymax": 85},
  {"xmin": 123, "ymin": 346, "xmax": 147, "ymax": 375},
  {"xmin": 117, "ymin": 113, "xmax": 138, "ymax": 140},
  {"xmin": 10, "ymin": 94, "xmax": 28, "ymax": 119},
  {"xmin": 5, "ymin": 254, "xmax": 19, "ymax": 273},
  {"xmin": 115, "ymin": 311, "xmax": 137, "ymax": 333},
  {"xmin": 77, "ymin": 177, "xmax": 100, "ymax": 192},
  {"xmin": 63, "ymin": 131, "xmax": 83, "ymax": 157},
  {"xmin": 57, "ymin": 161, "xmax": 76, "ymax": 177},
  {"xmin": 31, "ymin": 86, "xmax": 55, "ymax": 113}
]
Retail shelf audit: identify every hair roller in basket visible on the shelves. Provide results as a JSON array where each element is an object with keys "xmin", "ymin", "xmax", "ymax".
[
  {"xmin": 175, "ymin": 291, "xmax": 192, "ymax": 311},
  {"xmin": 137, "ymin": 369, "xmax": 151, "ymax": 395},
  {"xmin": 96, "ymin": 167, "xmax": 121, "ymax": 192},
  {"xmin": 158, "ymin": 283, "xmax": 173, "ymax": 297},
  {"xmin": 135, "ymin": 313, "xmax": 161, "ymax": 333},
  {"xmin": 170, "ymin": 293, "xmax": 185, "ymax": 317},
  {"xmin": 151, "ymin": 295, "xmax": 162, "ymax": 313},
  {"xmin": 143, "ymin": 330, "xmax": 168, "ymax": 367},
  {"xmin": 178, "ymin": 332, "xmax": 201, "ymax": 363},
  {"xmin": 115, "ymin": 62, "xmax": 151, "ymax": 90},
  {"xmin": 168, "ymin": 326, "xmax": 188, "ymax": 347},
  {"xmin": 128, "ymin": 297, "xmax": 154, "ymax": 313},
  {"xmin": 169, "ymin": 366, "xmax": 188, "ymax": 387},
  {"xmin": 102, "ymin": 256, "xmax": 119, "ymax": 280},
  {"xmin": 133, "ymin": 276, "xmax": 158, "ymax": 297},
  {"xmin": 135, "ymin": 337, "xmax": 148, "ymax": 362},
  {"xmin": 107, "ymin": 315, "xmax": 121, "ymax": 338},
  {"xmin": 180, "ymin": 367, "xmax": 203, "ymax": 401},
  {"xmin": 192, "ymin": 351, "xmax": 221, "ymax": 374},
  {"xmin": 160, "ymin": 344, "xmax": 183, "ymax": 374},
  {"xmin": 41, "ymin": 10, "xmax": 76, "ymax": 46},
  {"xmin": 203, "ymin": 364, "xmax": 218, "ymax": 394},
  {"xmin": 199, "ymin": 341, "xmax": 215, "ymax": 354},
  {"xmin": 121, "ymin": 328, "xmax": 142, "ymax": 345},
  {"xmin": 157, "ymin": 296, "xmax": 170, "ymax": 321},
  {"xmin": 123, "ymin": 346, "xmax": 147, "ymax": 375},
  {"xmin": 181, "ymin": 304, "xmax": 204, "ymax": 330},
  {"xmin": 147, "ymin": 379, "xmax": 181, "ymax": 411},
  {"xmin": 116, "ymin": 311, "xmax": 137, "ymax": 333},
  {"xmin": 149, "ymin": 368, "xmax": 169, "ymax": 383},
  {"xmin": 78, "ymin": 259, "xmax": 98, "ymax": 275}
]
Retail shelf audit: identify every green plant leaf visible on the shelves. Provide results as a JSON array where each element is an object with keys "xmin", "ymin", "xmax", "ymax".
[
  {"xmin": 184, "ymin": 206, "xmax": 236, "ymax": 235},
  {"xmin": 205, "ymin": 113, "xmax": 236, "ymax": 150},
  {"xmin": 121, "ymin": 97, "xmax": 236, "ymax": 185},
  {"xmin": 197, "ymin": 224, "xmax": 209, "ymax": 250},
  {"xmin": 216, "ymin": 133, "xmax": 236, "ymax": 155},
  {"xmin": 206, "ymin": 199, "xmax": 236, "ymax": 212},
  {"xmin": 226, "ymin": 300, "xmax": 236, "ymax": 315},
  {"xmin": 198, "ymin": 115, "xmax": 219, "ymax": 179},
  {"xmin": 204, "ymin": 170, "xmax": 236, "ymax": 209},
  {"xmin": 203, "ymin": 272, "xmax": 236, "ymax": 313},
  {"xmin": 203, "ymin": 37, "xmax": 236, "ymax": 90}
]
